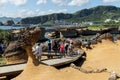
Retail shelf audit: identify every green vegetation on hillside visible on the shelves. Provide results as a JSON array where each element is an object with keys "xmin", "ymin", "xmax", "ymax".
[
  {"xmin": 42, "ymin": 20, "xmax": 55, "ymax": 25},
  {"xmin": 20, "ymin": 5, "xmax": 120, "ymax": 25},
  {"xmin": 88, "ymin": 25, "xmax": 104, "ymax": 30},
  {"xmin": 0, "ymin": 29, "xmax": 11, "ymax": 44},
  {"xmin": 0, "ymin": 57, "xmax": 7, "ymax": 65}
]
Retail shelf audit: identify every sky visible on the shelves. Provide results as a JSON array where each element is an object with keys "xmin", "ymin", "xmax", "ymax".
[{"xmin": 0, "ymin": 0, "xmax": 120, "ymax": 18}]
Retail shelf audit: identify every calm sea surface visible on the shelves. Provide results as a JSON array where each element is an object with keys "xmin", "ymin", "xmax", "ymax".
[
  {"xmin": 0, "ymin": 26, "xmax": 25, "ymax": 30},
  {"xmin": 0, "ymin": 25, "xmax": 55, "ymax": 30}
]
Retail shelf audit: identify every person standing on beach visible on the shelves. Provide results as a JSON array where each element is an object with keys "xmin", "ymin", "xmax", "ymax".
[
  {"xmin": 48, "ymin": 40, "xmax": 52, "ymax": 58},
  {"xmin": 68, "ymin": 42, "xmax": 74, "ymax": 56},
  {"xmin": 60, "ymin": 42, "xmax": 65, "ymax": 57},
  {"xmin": 34, "ymin": 43, "xmax": 42, "ymax": 61},
  {"xmin": 64, "ymin": 41, "xmax": 69, "ymax": 56},
  {"xmin": 52, "ymin": 40, "xmax": 59, "ymax": 55}
]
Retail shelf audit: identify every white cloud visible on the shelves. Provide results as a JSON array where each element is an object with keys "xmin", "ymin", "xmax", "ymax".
[
  {"xmin": 52, "ymin": 0, "xmax": 67, "ymax": 6},
  {"xmin": 103, "ymin": 0, "xmax": 120, "ymax": 3},
  {"xmin": 68, "ymin": 0, "xmax": 89, "ymax": 6},
  {"xmin": 16, "ymin": 9, "xmax": 68, "ymax": 18},
  {"xmin": 0, "ymin": 6, "xmax": 68, "ymax": 18},
  {"xmin": 0, "ymin": 9, "xmax": 42, "ymax": 18},
  {"xmin": 48, "ymin": 9, "xmax": 68, "ymax": 14},
  {"xmin": 0, "ymin": 13, "xmax": 4, "ymax": 17},
  {"xmin": 0, "ymin": 11, "xmax": 14, "ymax": 17},
  {"xmin": 0, "ymin": 0, "xmax": 8, "ymax": 6},
  {"xmin": 9, "ymin": 0, "xmax": 27, "ymax": 6},
  {"xmin": 17, "ymin": 9, "xmax": 38, "ymax": 18},
  {"xmin": 0, "ymin": 0, "xmax": 27, "ymax": 6},
  {"xmin": 37, "ymin": 0, "xmax": 46, "ymax": 5}
]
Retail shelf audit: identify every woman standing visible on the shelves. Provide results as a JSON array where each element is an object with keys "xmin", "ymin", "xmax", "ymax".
[{"xmin": 60, "ymin": 42, "xmax": 65, "ymax": 57}]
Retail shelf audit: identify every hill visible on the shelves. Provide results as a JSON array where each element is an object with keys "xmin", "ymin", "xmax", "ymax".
[
  {"xmin": 73, "ymin": 5, "xmax": 120, "ymax": 22},
  {"xmin": 20, "ymin": 5, "xmax": 120, "ymax": 24},
  {"xmin": 0, "ymin": 17, "xmax": 21, "ymax": 23}
]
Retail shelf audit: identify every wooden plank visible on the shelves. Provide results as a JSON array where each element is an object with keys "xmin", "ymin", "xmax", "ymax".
[
  {"xmin": 42, "ymin": 52, "xmax": 61, "ymax": 56},
  {"xmin": 41, "ymin": 50, "xmax": 84, "ymax": 67},
  {"xmin": 0, "ymin": 50, "xmax": 84, "ymax": 76},
  {"xmin": 0, "ymin": 63, "xmax": 26, "ymax": 76}
]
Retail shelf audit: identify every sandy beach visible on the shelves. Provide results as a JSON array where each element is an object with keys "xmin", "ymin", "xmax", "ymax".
[{"xmin": 13, "ymin": 39, "xmax": 120, "ymax": 80}]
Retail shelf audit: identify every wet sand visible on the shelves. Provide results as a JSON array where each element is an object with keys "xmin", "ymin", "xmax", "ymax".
[{"xmin": 13, "ymin": 39, "xmax": 120, "ymax": 80}]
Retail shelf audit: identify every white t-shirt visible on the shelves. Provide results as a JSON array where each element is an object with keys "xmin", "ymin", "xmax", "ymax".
[{"xmin": 35, "ymin": 45, "xmax": 42, "ymax": 56}]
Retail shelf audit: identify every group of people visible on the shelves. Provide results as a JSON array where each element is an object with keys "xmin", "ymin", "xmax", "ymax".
[
  {"xmin": 33, "ymin": 37, "xmax": 97, "ymax": 61},
  {"xmin": 33, "ymin": 39, "xmax": 75, "ymax": 61},
  {"xmin": 48, "ymin": 39, "xmax": 74, "ymax": 58}
]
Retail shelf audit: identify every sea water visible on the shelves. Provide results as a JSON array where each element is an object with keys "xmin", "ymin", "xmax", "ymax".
[
  {"xmin": 0, "ymin": 25, "xmax": 54, "ymax": 30},
  {"xmin": 0, "ymin": 26, "xmax": 25, "ymax": 30}
]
